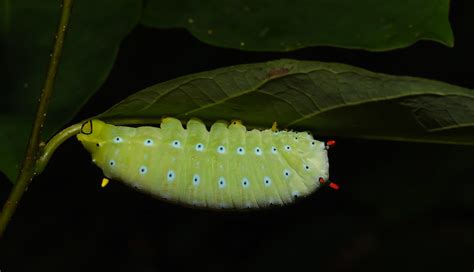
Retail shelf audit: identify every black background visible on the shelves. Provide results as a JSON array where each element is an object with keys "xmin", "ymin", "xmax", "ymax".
[{"xmin": 1, "ymin": 1, "xmax": 473, "ymax": 271}]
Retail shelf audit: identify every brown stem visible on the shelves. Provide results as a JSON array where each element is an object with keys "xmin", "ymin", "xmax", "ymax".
[{"xmin": 0, "ymin": 0, "xmax": 74, "ymax": 239}]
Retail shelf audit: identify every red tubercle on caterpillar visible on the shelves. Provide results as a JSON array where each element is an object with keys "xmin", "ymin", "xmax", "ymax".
[
  {"xmin": 319, "ymin": 177, "xmax": 340, "ymax": 190},
  {"xmin": 325, "ymin": 140, "xmax": 336, "ymax": 149},
  {"xmin": 329, "ymin": 182, "xmax": 340, "ymax": 190}
]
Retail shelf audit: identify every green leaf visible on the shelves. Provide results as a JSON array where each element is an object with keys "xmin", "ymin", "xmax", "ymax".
[
  {"xmin": 141, "ymin": 0, "xmax": 454, "ymax": 51},
  {"xmin": 0, "ymin": 0, "xmax": 141, "ymax": 183},
  {"xmin": 98, "ymin": 59, "xmax": 474, "ymax": 145}
]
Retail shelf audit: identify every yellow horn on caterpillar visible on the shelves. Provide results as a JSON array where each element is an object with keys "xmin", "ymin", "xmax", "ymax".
[{"xmin": 101, "ymin": 178, "xmax": 110, "ymax": 188}]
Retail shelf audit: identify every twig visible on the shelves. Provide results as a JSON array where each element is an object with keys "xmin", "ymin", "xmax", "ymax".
[
  {"xmin": 0, "ymin": 0, "xmax": 74, "ymax": 238},
  {"xmin": 35, "ymin": 122, "xmax": 82, "ymax": 175}
]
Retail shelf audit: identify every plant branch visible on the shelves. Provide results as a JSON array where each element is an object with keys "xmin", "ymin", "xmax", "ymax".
[{"xmin": 0, "ymin": 0, "xmax": 74, "ymax": 239}]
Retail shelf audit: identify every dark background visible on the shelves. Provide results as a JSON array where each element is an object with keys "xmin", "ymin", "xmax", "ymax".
[{"xmin": 1, "ymin": 1, "xmax": 473, "ymax": 271}]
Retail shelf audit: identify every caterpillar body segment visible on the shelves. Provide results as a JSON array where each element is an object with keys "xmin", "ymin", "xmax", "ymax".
[{"xmin": 77, "ymin": 117, "xmax": 330, "ymax": 209}]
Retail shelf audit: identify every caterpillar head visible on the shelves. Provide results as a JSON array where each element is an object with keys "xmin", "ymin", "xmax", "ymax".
[{"xmin": 77, "ymin": 119, "xmax": 107, "ymax": 154}]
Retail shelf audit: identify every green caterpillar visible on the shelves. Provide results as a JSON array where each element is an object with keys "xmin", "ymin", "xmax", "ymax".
[{"xmin": 77, "ymin": 117, "xmax": 332, "ymax": 209}]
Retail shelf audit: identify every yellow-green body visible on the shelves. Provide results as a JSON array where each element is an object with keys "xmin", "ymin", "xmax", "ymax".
[{"xmin": 77, "ymin": 117, "xmax": 329, "ymax": 209}]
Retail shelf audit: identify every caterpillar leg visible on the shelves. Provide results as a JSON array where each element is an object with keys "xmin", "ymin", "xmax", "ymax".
[
  {"xmin": 271, "ymin": 121, "xmax": 278, "ymax": 132},
  {"xmin": 230, "ymin": 119, "xmax": 243, "ymax": 126},
  {"xmin": 101, "ymin": 177, "xmax": 110, "ymax": 188}
]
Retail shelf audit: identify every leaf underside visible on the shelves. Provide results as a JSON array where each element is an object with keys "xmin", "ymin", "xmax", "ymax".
[
  {"xmin": 142, "ymin": 0, "xmax": 454, "ymax": 51},
  {"xmin": 98, "ymin": 59, "xmax": 474, "ymax": 146}
]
